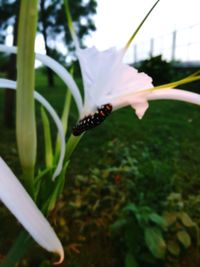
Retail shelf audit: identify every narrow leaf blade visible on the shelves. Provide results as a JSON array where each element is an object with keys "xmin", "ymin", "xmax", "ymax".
[
  {"xmin": 125, "ymin": 0, "xmax": 160, "ymax": 49},
  {"xmin": 40, "ymin": 107, "xmax": 53, "ymax": 168}
]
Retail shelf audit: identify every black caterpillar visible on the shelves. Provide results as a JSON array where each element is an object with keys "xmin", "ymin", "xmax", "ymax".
[{"xmin": 72, "ymin": 103, "xmax": 112, "ymax": 136}]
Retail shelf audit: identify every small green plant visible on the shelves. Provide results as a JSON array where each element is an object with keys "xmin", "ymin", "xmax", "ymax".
[
  {"xmin": 64, "ymin": 139, "xmax": 175, "ymax": 225},
  {"xmin": 163, "ymin": 193, "xmax": 199, "ymax": 262},
  {"xmin": 110, "ymin": 193, "xmax": 200, "ymax": 267},
  {"xmin": 62, "ymin": 140, "xmax": 175, "ymax": 266},
  {"xmin": 111, "ymin": 203, "xmax": 167, "ymax": 267}
]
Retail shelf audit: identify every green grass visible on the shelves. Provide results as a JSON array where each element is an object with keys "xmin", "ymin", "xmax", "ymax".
[
  {"xmin": 0, "ymin": 70, "xmax": 200, "ymax": 266},
  {"xmin": 1, "ymin": 70, "xmax": 200, "ymax": 189}
]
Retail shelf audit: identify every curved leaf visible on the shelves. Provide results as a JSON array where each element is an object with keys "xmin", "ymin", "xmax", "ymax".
[
  {"xmin": 177, "ymin": 230, "xmax": 191, "ymax": 248},
  {"xmin": 167, "ymin": 241, "xmax": 180, "ymax": 256},
  {"xmin": 178, "ymin": 212, "xmax": 195, "ymax": 227},
  {"xmin": 145, "ymin": 227, "xmax": 166, "ymax": 259}
]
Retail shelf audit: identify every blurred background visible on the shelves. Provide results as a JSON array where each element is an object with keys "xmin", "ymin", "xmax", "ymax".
[
  {"xmin": 87, "ymin": 0, "xmax": 200, "ymax": 65},
  {"xmin": 3, "ymin": 0, "xmax": 200, "ymax": 64},
  {"xmin": 0, "ymin": 1, "xmax": 200, "ymax": 267}
]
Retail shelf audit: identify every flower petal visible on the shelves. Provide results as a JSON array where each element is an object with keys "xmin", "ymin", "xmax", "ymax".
[
  {"xmin": 129, "ymin": 97, "xmax": 149, "ymax": 119},
  {"xmin": 77, "ymin": 46, "xmax": 153, "ymax": 116},
  {"xmin": 0, "ymin": 157, "xmax": 64, "ymax": 262},
  {"xmin": 147, "ymin": 88, "xmax": 200, "ymax": 106},
  {"xmin": 112, "ymin": 88, "xmax": 200, "ymax": 120},
  {"xmin": 109, "ymin": 64, "xmax": 153, "ymax": 96},
  {"xmin": 0, "ymin": 44, "xmax": 83, "ymax": 115},
  {"xmin": 0, "ymin": 79, "xmax": 65, "ymax": 180},
  {"xmin": 77, "ymin": 46, "xmax": 123, "ymax": 114},
  {"xmin": 112, "ymin": 92, "xmax": 149, "ymax": 119}
]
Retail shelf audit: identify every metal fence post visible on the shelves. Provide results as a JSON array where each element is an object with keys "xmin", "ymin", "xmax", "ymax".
[
  {"xmin": 134, "ymin": 44, "xmax": 137, "ymax": 63},
  {"xmin": 171, "ymin": 30, "xmax": 177, "ymax": 61},
  {"xmin": 149, "ymin": 38, "xmax": 154, "ymax": 57}
]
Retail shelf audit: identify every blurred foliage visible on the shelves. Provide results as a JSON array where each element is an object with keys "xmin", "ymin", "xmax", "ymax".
[
  {"xmin": 111, "ymin": 203, "xmax": 167, "ymax": 267},
  {"xmin": 138, "ymin": 55, "xmax": 178, "ymax": 85},
  {"xmin": 0, "ymin": 0, "xmax": 97, "ymax": 86},
  {"xmin": 0, "ymin": 136, "xmax": 200, "ymax": 267},
  {"xmin": 59, "ymin": 140, "xmax": 200, "ymax": 267},
  {"xmin": 0, "ymin": 68, "xmax": 200, "ymax": 266},
  {"xmin": 64, "ymin": 138, "xmax": 174, "ymax": 223},
  {"xmin": 111, "ymin": 193, "xmax": 199, "ymax": 267},
  {"xmin": 0, "ymin": 0, "xmax": 97, "ymax": 51},
  {"xmin": 0, "ymin": 53, "xmax": 9, "ymax": 74},
  {"xmin": 163, "ymin": 192, "xmax": 200, "ymax": 266}
]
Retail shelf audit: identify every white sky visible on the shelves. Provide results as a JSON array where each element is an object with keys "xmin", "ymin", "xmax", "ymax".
[
  {"xmin": 6, "ymin": 0, "xmax": 200, "ymax": 63},
  {"xmin": 86, "ymin": 0, "xmax": 200, "ymax": 47},
  {"xmin": 85, "ymin": 0, "xmax": 200, "ymax": 62}
]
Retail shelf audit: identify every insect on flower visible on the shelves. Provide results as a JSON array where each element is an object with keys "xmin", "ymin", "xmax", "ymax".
[
  {"xmin": 72, "ymin": 103, "xmax": 112, "ymax": 136},
  {"xmin": 64, "ymin": 0, "xmax": 200, "ymax": 135}
]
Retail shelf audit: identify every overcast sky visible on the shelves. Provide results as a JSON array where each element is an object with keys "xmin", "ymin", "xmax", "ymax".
[
  {"xmin": 86, "ymin": 0, "xmax": 200, "ymax": 47},
  {"xmin": 85, "ymin": 0, "xmax": 200, "ymax": 62},
  {"xmin": 6, "ymin": 0, "xmax": 199, "ymax": 63}
]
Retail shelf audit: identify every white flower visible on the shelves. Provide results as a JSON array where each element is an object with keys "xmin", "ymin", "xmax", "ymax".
[
  {"xmin": 75, "ymin": 45, "xmax": 200, "ymax": 122},
  {"xmin": 2, "ymin": 0, "xmax": 199, "ymax": 136},
  {"xmin": 1, "ymin": 41, "xmax": 200, "ymax": 137},
  {"xmin": 0, "ymin": 157, "xmax": 64, "ymax": 263},
  {"xmin": 77, "ymin": 46, "xmax": 154, "ymax": 119},
  {"xmin": 64, "ymin": 0, "xmax": 200, "ymax": 132}
]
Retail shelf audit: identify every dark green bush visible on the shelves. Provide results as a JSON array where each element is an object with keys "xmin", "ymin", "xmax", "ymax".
[{"xmin": 137, "ymin": 55, "xmax": 176, "ymax": 85}]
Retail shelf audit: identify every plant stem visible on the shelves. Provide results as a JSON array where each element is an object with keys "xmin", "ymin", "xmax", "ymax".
[
  {"xmin": 55, "ymin": 89, "xmax": 72, "ymax": 160},
  {"xmin": 16, "ymin": 0, "xmax": 38, "ymax": 195},
  {"xmin": 65, "ymin": 134, "xmax": 83, "ymax": 161},
  {"xmin": 0, "ymin": 231, "xmax": 33, "ymax": 267}
]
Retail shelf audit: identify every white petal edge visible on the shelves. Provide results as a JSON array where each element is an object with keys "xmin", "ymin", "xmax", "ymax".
[
  {"xmin": 147, "ymin": 88, "xmax": 200, "ymax": 106},
  {"xmin": 0, "ymin": 44, "xmax": 83, "ymax": 115},
  {"xmin": 111, "ymin": 92, "xmax": 149, "ymax": 119},
  {"xmin": 0, "ymin": 79, "xmax": 65, "ymax": 180},
  {"xmin": 111, "ymin": 88, "xmax": 200, "ymax": 119},
  {"xmin": 0, "ymin": 157, "xmax": 64, "ymax": 263}
]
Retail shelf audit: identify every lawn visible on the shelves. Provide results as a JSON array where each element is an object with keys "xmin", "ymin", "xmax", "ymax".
[
  {"xmin": 0, "ymin": 68, "xmax": 200, "ymax": 267},
  {"xmin": 33, "ymin": 68, "xmax": 200, "ymax": 181}
]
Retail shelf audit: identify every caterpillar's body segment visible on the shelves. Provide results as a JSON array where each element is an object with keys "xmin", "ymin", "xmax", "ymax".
[{"xmin": 72, "ymin": 104, "xmax": 112, "ymax": 136}]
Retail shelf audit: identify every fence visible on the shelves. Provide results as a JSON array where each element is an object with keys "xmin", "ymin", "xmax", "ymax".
[{"xmin": 132, "ymin": 23, "xmax": 200, "ymax": 64}]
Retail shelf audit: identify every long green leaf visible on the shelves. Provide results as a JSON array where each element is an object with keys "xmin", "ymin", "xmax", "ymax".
[
  {"xmin": 43, "ymin": 161, "xmax": 69, "ymax": 213},
  {"xmin": 55, "ymin": 88, "xmax": 72, "ymax": 159},
  {"xmin": 64, "ymin": 0, "xmax": 79, "ymax": 49},
  {"xmin": 125, "ymin": 0, "xmax": 160, "ymax": 50},
  {"xmin": 0, "ymin": 231, "xmax": 33, "ymax": 267},
  {"xmin": 41, "ymin": 107, "xmax": 53, "ymax": 168},
  {"xmin": 61, "ymin": 89, "xmax": 72, "ymax": 135},
  {"xmin": 65, "ymin": 134, "xmax": 83, "ymax": 161},
  {"xmin": 16, "ymin": 0, "xmax": 38, "ymax": 195}
]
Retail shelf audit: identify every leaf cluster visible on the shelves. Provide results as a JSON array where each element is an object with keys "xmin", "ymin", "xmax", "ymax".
[
  {"xmin": 137, "ymin": 55, "xmax": 176, "ymax": 85},
  {"xmin": 61, "ymin": 140, "xmax": 200, "ymax": 267},
  {"xmin": 0, "ymin": 0, "xmax": 97, "ymax": 51}
]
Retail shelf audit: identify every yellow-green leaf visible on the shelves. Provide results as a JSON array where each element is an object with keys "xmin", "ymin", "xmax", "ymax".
[
  {"xmin": 125, "ymin": 0, "xmax": 160, "ymax": 49},
  {"xmin": 163, "ymin": 211, "xmax": 177, "ymax": 226},
  {"xmin": 178, "ymin": 212, "xmax": 195, "ymax": 227},
  {"xmin": 167, "ymin": 241, "xmax": 180, "ymax": 256},
  {"xmin": 145, "ymin": 227, "xmax": 166, "ymax": 259},
  {"xmin": 41, "ymin": 107, "xmax": 53, "ymax": 168},
  {"xmin": 177, "ymin": 230, "xmax": 191, "ymax": 248}
]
